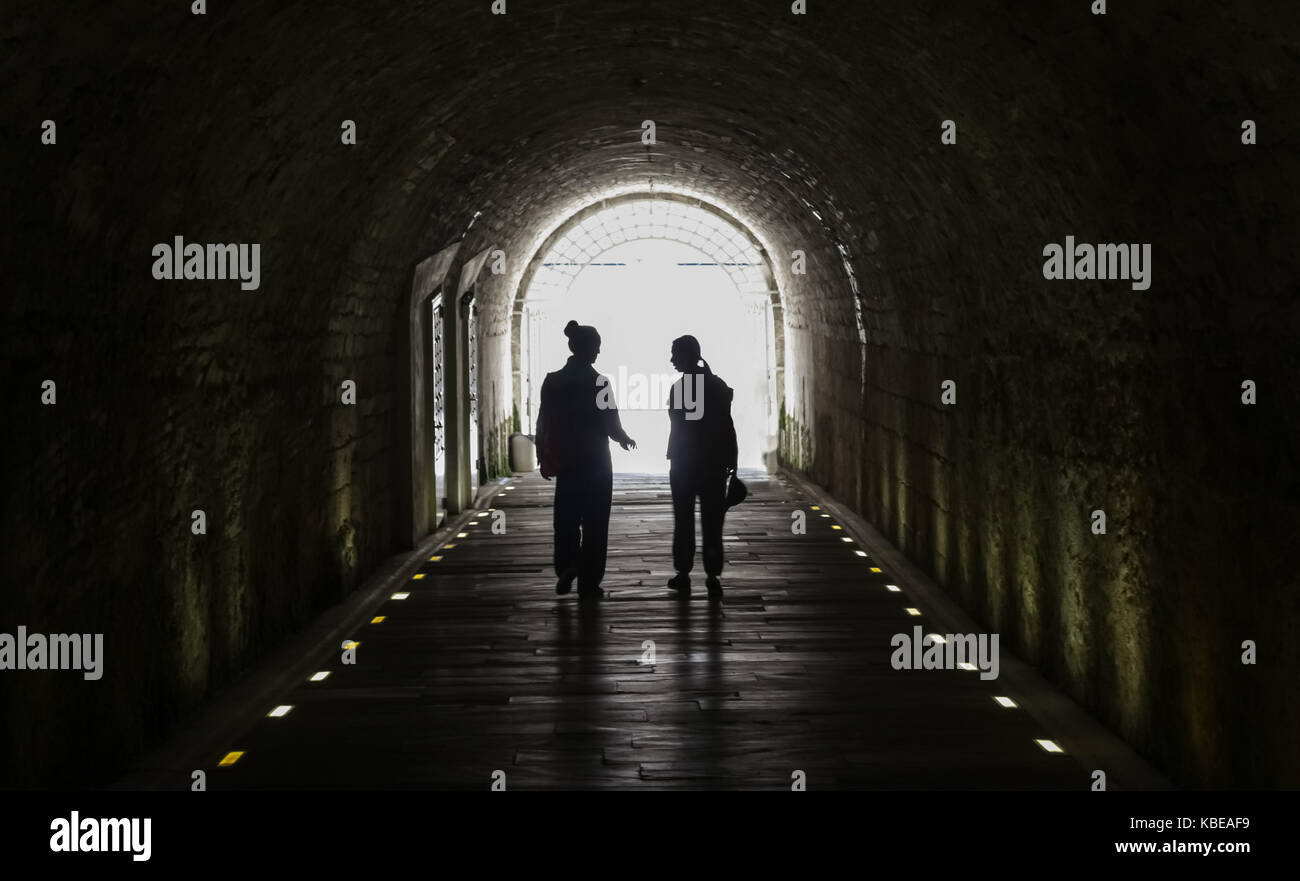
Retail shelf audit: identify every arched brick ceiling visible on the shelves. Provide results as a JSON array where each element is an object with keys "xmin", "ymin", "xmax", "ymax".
[
  {"xmin": 9, "ymin": 0, "xmax": 1016, "ymax": 344},
  {"xmin": 16, "ymin": 0, "xmax": 1281, "ymax": 374}
]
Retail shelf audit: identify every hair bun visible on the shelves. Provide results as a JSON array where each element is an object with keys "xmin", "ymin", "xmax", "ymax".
[{"xmin": 564, "ymin": 320, "xmax": 579, "ymax": 337}]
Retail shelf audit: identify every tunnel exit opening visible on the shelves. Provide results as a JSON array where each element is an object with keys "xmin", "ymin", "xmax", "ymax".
[{"xmin": 512, "ymin": 193, "xmax": 785, "ymax": 473}]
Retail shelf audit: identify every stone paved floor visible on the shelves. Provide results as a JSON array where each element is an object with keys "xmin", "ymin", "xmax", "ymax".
[{"xmin": 191, "ymin": 471, "xmax": 1099, "ymax": 789}]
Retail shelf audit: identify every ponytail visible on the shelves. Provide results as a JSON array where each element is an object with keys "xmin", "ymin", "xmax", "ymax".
[{"xmin": 672, "ymin": 334, "xmax": 710, "ymax": 374}]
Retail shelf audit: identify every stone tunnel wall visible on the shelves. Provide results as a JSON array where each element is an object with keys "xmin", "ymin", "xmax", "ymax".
[
  {"xmin": 821, "ymin": 5, "xmax": 1300, "ymax": 789},
  {"xmin": 1, "ymin": 0, "xmax": 1295, "ymax": 789}
]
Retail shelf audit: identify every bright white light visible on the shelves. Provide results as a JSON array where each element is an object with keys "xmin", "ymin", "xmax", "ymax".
[
  {"xmin": 885, "ymin": 585, "xmax": 901, "ymax": 592},
  {"xmin": 268, "ymin": 705, "xmax": 293, "ymax": 718},
  {"xmin": 1036, "ymin": 739, "xmax": 1064, "ymax": 754},
  {"xmin": 994, "ymin": 696, "xmax": 1018, "ymax": 708},
  {"xmin": 309, "ymin": 672, "xmax": 330, "ymax": 682},
  {"xmin": 523, "ymin": 199, "xmax": 777, "ymax": 474}
]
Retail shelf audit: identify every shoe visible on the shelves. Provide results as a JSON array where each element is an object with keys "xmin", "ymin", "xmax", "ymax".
[
  {"xmin": 706, "ymin": 576, "xmax": 723, "ymax": 598},
  {"xmin": 667, "ymin": 573, "xmax": 691, "ymax": 593},
  {"xmin": 577, "ymin": 583, "xmax": 605, "ymax": 600},
  {"xmin": 555, "ymin": 567, "xmax": 579, "ymax": 595}
]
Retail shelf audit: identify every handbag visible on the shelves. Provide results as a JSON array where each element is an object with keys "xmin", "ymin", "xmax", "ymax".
[{"xmin": 725, "ymin": 469, "xmax": 748, "ymax": 508}]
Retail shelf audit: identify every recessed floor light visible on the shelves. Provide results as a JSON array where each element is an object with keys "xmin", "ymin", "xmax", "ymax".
[
  {"xmin": 268, "ymin": 705, "xmax": 293, "ymax": 718},
  {"xmin": 885, "ymin": 584, "xmax": 901, "ymax": 592},
  {"xmin": 1036, "ymin": 739, "xmax": 1064, "ymax": 754},
  {"xmin": 343, "ymin": 641, "xmax": 361, "ymax": 650},
  {"xmin": 930, "ymin": 635, "xmax": 947, "ymax": 644},
  {"xmin": 810, "ymin": 506, "xmax": 820, "ymax": 511},
  {"xmin": 870, "ymin": 567, "xmax": 883, "ymax": 573},
  {"xmin": 905, "ymin": 607, "xmax": 921, "ymax": 616},
  {"xmin": 855, "ymin": 550, "xmax": 867, "ymax": 557},
  {"xmin": 994, "ymin": 696, "xmax": 1018, "ymax": 708},
  {"xmin": 831, "ymin": 525, "xmax": 842, "ymax": 531},
  {"xmin": 218, "ymin": 751, "xmax": 244, "ymax": 766},
  {"xmin": 391, "ymin": 592, "xmax": 410, "ymax": 600},
  {"xmin": 957, "ymin": 662, "xmax": 977, "ymax": 671},
  {"xmin": 443, "ymin": 543, "xmax": 456, "ymax": 549},
  {"xmin": 820, "ymin": 514, "xmax": 830, "ymax": 518},
  {"xmin": 457, "ymin": 532, "xmax": 468, "ymax": 538},
  {"xmin": 371, "ymin": 616, "xmax": 386, "ymax": 624},
  {"xmin": 841, "ymin": 537, "xmax": 853, "ymax": 543},
  {"xmin": 309, "ymin": 671, "xmax": 330, "ymax": 682}
]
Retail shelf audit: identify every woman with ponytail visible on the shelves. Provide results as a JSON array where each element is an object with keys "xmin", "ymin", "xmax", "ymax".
[
  {"xmin": 665, "ymin": 334, "xmax": 739, "ymax": 599},
  {"xmin": 534, "ymin": 320, "xmax": 636, "ymax": 598}
]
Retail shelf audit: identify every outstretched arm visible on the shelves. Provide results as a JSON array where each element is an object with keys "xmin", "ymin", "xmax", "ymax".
[
  {"xmin": 606, "ymin": 407, "xmax": 637, "ymax": 450},
  {"xmin": 599, "ymin": 376, "xmax": 637, "ymax": 450}
]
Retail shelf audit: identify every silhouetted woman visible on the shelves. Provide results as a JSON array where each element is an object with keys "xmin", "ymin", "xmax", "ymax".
[
  {"xmin": 665, "ymin": 335, "xmax": 738, "ymax": 599},
  {"xmin": 535, "ymin": 320, "xmax": 636, "ymax": 598}
]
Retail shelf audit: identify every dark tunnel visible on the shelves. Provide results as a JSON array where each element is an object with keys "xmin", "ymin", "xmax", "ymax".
[{"xmin": 2, "ymin": 0, "xmax": 1297, "ymax": 795}]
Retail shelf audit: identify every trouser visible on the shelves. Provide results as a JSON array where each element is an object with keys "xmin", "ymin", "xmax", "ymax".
[
  {"xmin": 670, "ymin": 462, "xmax": 727, "ymax": 577},
  {"xmin": 553, "ymin": 466, "xmax": 614, "ymax": 588}
]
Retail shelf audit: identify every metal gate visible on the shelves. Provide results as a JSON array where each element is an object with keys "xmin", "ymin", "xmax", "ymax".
[{"xmin": 431, "ymin": 292, "xmax": 446, "ymax": 525}]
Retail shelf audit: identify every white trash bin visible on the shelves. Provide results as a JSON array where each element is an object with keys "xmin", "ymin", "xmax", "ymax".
[{"xmin": 509, "ymin": 433, "xmax": 537, "ymax": 473}]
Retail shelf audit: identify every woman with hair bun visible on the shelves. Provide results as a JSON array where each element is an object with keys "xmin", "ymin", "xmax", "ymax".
[{"xmin": 534, "ymin": 320, "xmax": 637, "ymax": 599}]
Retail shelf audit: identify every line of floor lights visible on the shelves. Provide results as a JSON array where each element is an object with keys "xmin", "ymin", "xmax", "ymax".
[
  {"xmin": 820, "ymin": 505, "xmax": 1067, "ymax": 759},
  {"xmin": 215, "ymin": 485, "xmax": 498, "ymax": 770}
]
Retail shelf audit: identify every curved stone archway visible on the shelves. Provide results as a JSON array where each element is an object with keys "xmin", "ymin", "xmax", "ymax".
[{"xmin": 509, "ymin": 192, "xmax": 786, "ymax": 450}]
